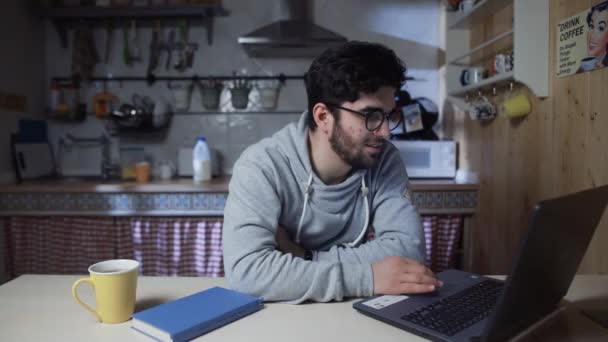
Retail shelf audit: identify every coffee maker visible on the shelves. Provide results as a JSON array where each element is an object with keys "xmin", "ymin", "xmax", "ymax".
[{"xmin": 391, "ymin": 90, "xmax": 439, "ymax": 141}]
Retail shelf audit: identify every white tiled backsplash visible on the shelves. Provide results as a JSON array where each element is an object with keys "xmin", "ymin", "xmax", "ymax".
[
  {"xmin": 48, "ymin": 112, "xmax": 301, "ymax": 177},
  {"xmin": 41, "ymin": 0, "xmax": 443, "ymax": 178}
]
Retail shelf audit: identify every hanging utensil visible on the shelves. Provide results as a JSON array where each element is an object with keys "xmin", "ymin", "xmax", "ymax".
[
  {"xmin": 132, "ymin": 93, "xmax": 143, "ymax": 108},
  {"xmin": 165, "ymin": 28, "xmax": 175, "ymax": 71},
  {"xmin": 129, "ymin": 20, "xmax": 142, "ymax": 63},
  {"xmin": 184, "ymin": 21, "xmax": 196, "ymax": 68},
  {"xmin": 142, "ymin": 95, "xmax": 155, "ymax": 114},
  {"xmin": 147, "ymin": 20, "xmax": 162, "ymax": 75},
  {"xmin": 174, "ymin": 20, "xmax": 188, "ymax": 71},
  {"xmin": 112, "ymin": 103, "xmax": 143, "ymax": 128},
  {"xmin": 104, "ymin": 21, "xmax": 114, "ymax": 64},
  {"xmin": 122, "ymin": 24, "xmax": 132, "ymax": 67}
]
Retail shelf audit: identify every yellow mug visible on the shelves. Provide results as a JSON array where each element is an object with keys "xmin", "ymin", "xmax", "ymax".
[
  {"xmin": 501, "ymin": 94, "xmax": 532, "ymax": 118},
  {"xmin": 72, "ymin": 259, "xmax": 139, "ymax": 324}
]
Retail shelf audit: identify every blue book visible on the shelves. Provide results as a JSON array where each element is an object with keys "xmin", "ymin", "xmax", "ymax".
[{"xmin": 131, "ymin": 287, "xmax": 263, "ymax": 342}]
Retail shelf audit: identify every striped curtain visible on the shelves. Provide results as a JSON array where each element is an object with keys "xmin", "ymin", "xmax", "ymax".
[
  {"xmin": 365, "ymin": 215, "xmax": 464, "ymax": 273},
  {"xmin": 2, "ymin": 214, "xmax": 463, "ymax": 279},
  {"xmin": 422, "ymin": 215, "xmax": 463, "ymax": 272},
  {"xmin": 115, "ymin": 217, "xmax": 223, "ymax": 277},
  {"xmin": 4, "ymin": 217, "xmax": 116, "ymax": 277},
  {"xmin": 3, "ymin": 216, "xmax": 224, "ymax": 280}
]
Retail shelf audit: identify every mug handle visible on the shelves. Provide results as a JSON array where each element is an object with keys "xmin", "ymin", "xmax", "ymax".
[
  {"xmin": 460, "ymin": 70, "xmax": 469, "ymax": 86},
  {"xmin": 72, "ymin": 278, "xmax": 102, "ymax": 322}
]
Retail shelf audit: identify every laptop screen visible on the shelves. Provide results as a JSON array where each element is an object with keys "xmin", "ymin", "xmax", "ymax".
[{"xmin": 482, "ymin": 185, "xmax": 608, "ymax": 341}]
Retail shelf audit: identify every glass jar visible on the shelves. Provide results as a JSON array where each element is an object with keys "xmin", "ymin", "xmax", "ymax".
[{"xmin": 120, "ymin": 146, "xmax": 145, "ymax": 180}]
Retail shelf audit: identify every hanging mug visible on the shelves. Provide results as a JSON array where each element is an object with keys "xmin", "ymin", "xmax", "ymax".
[
  {"xmin": 469, "ymin": 95, "xmax": 497, "ymax": 121},
  {"xmin": 158, "ymin": 160, "xmax": 175, "ymax": 180},
  {"xmin": 460, "ymin": 67, "xmax": 486, "ymax": 86},
  {"xmin": 502, "ymin": 94, "xmax": 532, "ymax": 118},
  {"xmin": 460, "ymin": 69, "xmax": 470, "ymax": 86},
  {"xmin": 494, "ymin": 54, "xmax": 513, "ymax": 74},
  {"xmin": 459, "ymin": 0, "xmax": 475, "ymax": 13}
]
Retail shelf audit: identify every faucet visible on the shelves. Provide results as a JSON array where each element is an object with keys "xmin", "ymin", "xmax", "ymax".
[
  {"xmin": 60, "ymin": 133, "xmax": 120, "ymax": 181},
  {"xmin": 100, "ymin": 135, "xmax": 120, "ymax": 181}
]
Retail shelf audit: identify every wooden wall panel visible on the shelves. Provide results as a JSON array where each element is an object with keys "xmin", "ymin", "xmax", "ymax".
[
  {"xmin": 446, "ymin": 0, "xmax": 608, "ymax": 274},
  {"xmin": 582, "ymin": 36, "xmax": 608, "ymax": 273}
]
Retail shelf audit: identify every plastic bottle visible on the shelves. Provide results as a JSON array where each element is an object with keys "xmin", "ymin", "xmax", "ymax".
[{"xmin": 193, "ymin": 137, "xmax": 211, "ymax": 183}]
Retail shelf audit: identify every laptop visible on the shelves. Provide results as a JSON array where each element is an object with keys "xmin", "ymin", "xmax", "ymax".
[{"xmin": 354, "ymin": 185, "xmax": 608, "ymax": 342}]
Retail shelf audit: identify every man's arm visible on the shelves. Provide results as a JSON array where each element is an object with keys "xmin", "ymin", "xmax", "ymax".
[
  {"xmin": 312, "ymin": 145, "xmax": 425, "ymax": 265},
  {"xmin": 222, "ymin": 156, "xmax": 372, "ymax": 303}
]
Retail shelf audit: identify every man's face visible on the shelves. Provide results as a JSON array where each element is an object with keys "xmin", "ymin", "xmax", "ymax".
[{"xmin": 328, "ymin": 86, "xmax": 396, "ymax": 169}]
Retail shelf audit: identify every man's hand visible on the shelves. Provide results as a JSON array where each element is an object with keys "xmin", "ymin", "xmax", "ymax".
[
  {"xmin": 372, "ymin": 256, "xmax": 443, "ymax": 295},
  {"xmin": 275, "ymin": 226, "xmax": 305, "ymax": 258}
]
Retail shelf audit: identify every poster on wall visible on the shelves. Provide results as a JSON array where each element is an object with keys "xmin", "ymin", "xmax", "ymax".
[{"xmin": 557, "ymin": 1, "xmax": 608, "ymax": 78}]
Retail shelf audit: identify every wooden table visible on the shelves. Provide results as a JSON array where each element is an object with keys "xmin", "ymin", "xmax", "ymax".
[{"xmin": 0, "ymin": 275, "xmax": 606, "ymax": 341}]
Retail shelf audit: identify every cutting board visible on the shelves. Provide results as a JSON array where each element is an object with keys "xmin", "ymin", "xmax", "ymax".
[{"xmin": 11, "ymin": 139, "xmax": 55, "ymax": 181}]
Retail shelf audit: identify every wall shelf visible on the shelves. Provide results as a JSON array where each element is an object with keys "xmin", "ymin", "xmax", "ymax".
[
  {"xmin": 448, "ymin": 71, "xmax": 513, "ymax": 97},
  {"xmin": 36, "ymin": 4, "xmax": 229, "ymax": 48},
  {"xmin": 37, "ymin": 4, "xmax": 228, "ymax": 19},
  {"xmin": 448, "ymin": 30, "xmax": 513, "ymax": 66},
  {"xmin": 445, "ymin": 0, "xmax": 549, "ymax": 98},
  {"xmin": 448, "ymin": 0, "xmax": 512, "ymax": 29}
]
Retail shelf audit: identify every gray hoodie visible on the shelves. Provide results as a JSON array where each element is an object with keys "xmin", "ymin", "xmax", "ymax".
[{"xmin": 223, "ymin": 112, "xmax": 424, "ymax": 303}]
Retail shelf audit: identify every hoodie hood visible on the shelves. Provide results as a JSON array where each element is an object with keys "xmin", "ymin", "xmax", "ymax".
[{"xmin": 275, "ymin": 112, "xmax": 367, "ymax": 214}]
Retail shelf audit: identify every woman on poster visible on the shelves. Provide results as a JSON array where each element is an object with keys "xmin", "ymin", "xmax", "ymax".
[{"xmin": 578, "ymin": 2, "xmax": 608, "ymax": 73}]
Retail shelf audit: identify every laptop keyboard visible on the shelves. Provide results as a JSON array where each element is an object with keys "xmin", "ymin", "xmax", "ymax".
[{"xmin": 401, "ymin": 279, "xmax": 504, "ymax": 336}]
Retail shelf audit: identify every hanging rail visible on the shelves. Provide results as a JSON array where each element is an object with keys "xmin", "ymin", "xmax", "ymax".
[
  {"xmin": 51, "ymin": 73, "xmax": 418, "ymax": 86},
  {"xmin": 52, "ymin": 73, "xmax": 304, "ymax": 86}
]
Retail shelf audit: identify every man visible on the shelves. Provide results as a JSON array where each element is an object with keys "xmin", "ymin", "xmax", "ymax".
[{"xmin": 223, "ymin": 41, "xmax": 442, "ymax": 303}]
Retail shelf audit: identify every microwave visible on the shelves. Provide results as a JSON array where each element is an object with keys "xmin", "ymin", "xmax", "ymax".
[{"xmin": 391, "ymin": 140, "xmax": 457, "ymax": 178}]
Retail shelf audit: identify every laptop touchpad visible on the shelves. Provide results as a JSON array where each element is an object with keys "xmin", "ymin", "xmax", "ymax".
[{"xmin": 413, "ymin": 282, "xmax": 456, "ymax": 297}]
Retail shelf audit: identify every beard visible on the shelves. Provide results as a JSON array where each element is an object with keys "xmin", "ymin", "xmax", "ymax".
[{"xmin": 329, "ymin": 121, "xmax": 385, "ymax": 170}]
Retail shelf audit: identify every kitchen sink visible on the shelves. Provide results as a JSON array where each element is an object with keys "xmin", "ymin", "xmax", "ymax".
[{"xmin": 61, "ymin": 176, "xmax": 122, "ymax": 184}]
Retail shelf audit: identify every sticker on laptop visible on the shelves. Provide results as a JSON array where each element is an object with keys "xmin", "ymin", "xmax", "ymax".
[{"xmin": 361, "ymin": 295, "xmax": 409, "ymax": 310}]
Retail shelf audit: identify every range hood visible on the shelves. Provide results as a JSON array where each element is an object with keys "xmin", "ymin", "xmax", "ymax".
[{"xmin": 238, "ymin": 0, "xmax": 347, "ymax": 58}]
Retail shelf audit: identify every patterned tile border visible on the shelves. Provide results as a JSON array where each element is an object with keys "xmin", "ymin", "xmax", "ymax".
[
  {"xmin": 0, "ymin": 192, "xmax": 227, "ymax": 216},
  {"xmin": 412, "ymin": 191, "xmax": 478, "ymax": 214},
  {"xmin": 0, "ymin": 190, "xmax": 477, "ymax": 216}
]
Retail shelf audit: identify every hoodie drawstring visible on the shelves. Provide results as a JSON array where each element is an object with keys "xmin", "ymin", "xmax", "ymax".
[
  {"xmin": 296, "ymin": 173, "xmax": 314, "ymax": 244},
  {"xmin": 295, "ymin": 173, "xmax": 370, "ymax": 247},
  {"xmin": 348, "ymin": 176, "xmax": 370, "ymax": 247}
]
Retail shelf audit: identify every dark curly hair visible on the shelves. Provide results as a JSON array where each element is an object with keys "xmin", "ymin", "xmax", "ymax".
[
  {"xmin": 304, "ymin": 41, "xmax": 407, "ymax": 130},
  {"xmin": 587, "ymin": 1, "xmax": 608, "ymax": 27}
]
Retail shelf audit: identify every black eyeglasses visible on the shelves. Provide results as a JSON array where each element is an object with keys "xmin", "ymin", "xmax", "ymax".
[{"xmin": 325, "ymin": 103, "xmax": 402, "ymax": 132}]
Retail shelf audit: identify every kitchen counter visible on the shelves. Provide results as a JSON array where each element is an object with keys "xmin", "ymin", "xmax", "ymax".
[
  {"xmin": 0, "ymin": 178, "xmax": 480, "ymax": 272},
  {"xmin": 0, "ymin": 176, "xmax": 231, "ymax": 193},
  {"xmin": 0, "ymin": 177, "xmax": 478, "ymax": 217},
  {"xmin": 0, "ymin": 177, "xmax": 477, "ymax": 193}
]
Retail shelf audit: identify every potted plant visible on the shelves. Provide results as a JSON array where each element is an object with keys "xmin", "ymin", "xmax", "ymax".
[
  {"xmin": 228, "ymin": 72, "xmax": 252, "ymax": 110},
  {"xmin": 256, "ymin": 79, "xmax": 281, "ymax": 111},
  {"xmin": 197, "ymin": 78, "xmax": 223, "ymax": 110}
]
